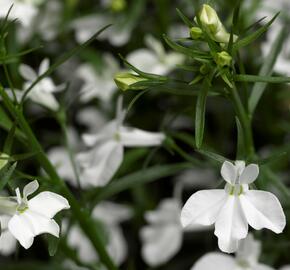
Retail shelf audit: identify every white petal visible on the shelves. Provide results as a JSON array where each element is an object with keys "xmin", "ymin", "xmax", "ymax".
[
  {"xmin": 214, "ymin": 196, "xmax": 248, "ymax": 252},
  {"xmin": 78, "ymin": 141, "xmax": 124, "ymax": 187},
  {"xmin": 28, "ymin": 191, "xmax": 70, "ymax": 219},
  {"xmin": 8, "ymin": 214, "xmax": 35, "ymax": 249},
  {"xmin": 29, "ymin": 89, "xmax": 59, "ymax": 111},
  {"xmin": 217, "ymin": 237, "xmax": 240, "ymax": 254},
  {"xmin": 140, "ymin": 224, "xmax": 182, "ymax": 266},
  {"xmin": 240, "ymin": 190, "xmax": 286, "ymax": 233},
  {"xmin": 181, "ymin": 190, "xmax": 226, "ymax": 228},
  {"xmin": 221, "ymin": 161, "xmax": 237, "ymax": 184},
  {"xmin": 0, "ymin": 216, "xmax": 17, "ymax": 255},
  {"xmin": 239, "ymin": 164, "xmax": 259, "ymax": 184},
  {"xmin": 119, "ymin": 127, "xmax": 165, "ymax": 147},
  {"xmin": 279, "ymin": 266, "xmax": 290, "ymax": 270},
  {"xmin": 19, "ymin": 64, "xmax": 37, "ymax": 81},
  {"xmin": 191, "ymin": 252, "xmax": 236, "ymax": 270},
  {"xmin": 23, "ymin": 180, "xmax": 39, "ymax": 199},
  {"xmin": 39, "ymin": 58, "xmax": 50, "ymax": 75}
]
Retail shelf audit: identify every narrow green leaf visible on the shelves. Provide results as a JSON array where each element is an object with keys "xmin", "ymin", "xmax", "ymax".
[
  {"xmin": 21, "ymin": 24, "xmax": 112, "ymax": 103},
  {"xmin": 3, "ymin": 122, "xmax": 16, "ymax": 154},
  {"xmin": 249, "ymin": 26, "xmax": 287, "ymax": 113},
  {"xmin": 234, "ymin": 74, "xmax": 290, "ymax": 84},
  {"xmin": 228, "ymin": 0, "xmax": 241, "ymax": 54},
  {"xmin": 176, "ymin": 8, "xmax": 194, "ymax": 27},
  {"xmin": 195, "ymin": 78, "xmax": 210, "ymax": 149},
  {"xmin": 0, "ymin": 162, "xmax": 17, "ymax": 191},
  {"xmin": 235, "ymin": 117, "xmax": 245, "ymax": 160},
  {"xmin": 196, "ymin": 149, "xmax": 230, "ymax": 163},
  {"xmin": 91, "ymin": 162, "xmax": 192, "ymax": 203},
  {"xmin": 47, "ymin": 235, "xmax": 59, "ymax": 257},
  {"xmin": 258, "ymin": 151, "xmax": 287, "ymax": 166},
  {"xmin": 233, "ymin": 13, "xmax": 279, "ymax": 53}
]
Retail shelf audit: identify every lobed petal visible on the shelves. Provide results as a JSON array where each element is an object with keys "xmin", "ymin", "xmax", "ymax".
[
  {"xmin": 239, "ymin": 164, "xmax": 259, "ymax": 184},
  {"xmin": 221, "ymin": 161, "xmax": 237, "ymax": 185}
]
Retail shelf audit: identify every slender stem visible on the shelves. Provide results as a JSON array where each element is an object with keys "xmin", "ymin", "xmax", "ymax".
[{"xmin": 0, "ymin": 86, "xmax": 118, "ymax": 270}]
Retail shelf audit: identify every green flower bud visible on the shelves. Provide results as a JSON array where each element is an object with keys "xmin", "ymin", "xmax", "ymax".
[
  {"xmin": 199, "ymin": 64, "xmax": 210, "ymax": 75},
  {"xmin": 190, "ymin": 27, "xmax": 203, "ymax": 40},
  {"xmin": 114, "ymin": 73, "xmax": 148, "ymax": 91},
  {"xmin": 111, "ymin": 0, "xmax": 127, "ymax": 12},
  {"xmin": 214, "ymin": 51, "xmax": 232, "ymax": 67},
  {"xmin": 198, "ymin": 4, "xmax": 237, "ymax": 43}
]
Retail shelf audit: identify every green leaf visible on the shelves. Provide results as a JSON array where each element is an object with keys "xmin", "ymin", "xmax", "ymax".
[
  {"xmin": 232, "ymin": 13, "xmax": 279, "ymax": 53},
  {"xmin": 21, "ymin": 24, "xmax": 112, "ymax": 103},
  {"xmin": 3, "ymin": 122, "xmax": 16, "ymax": 154},
  {"xmin": 248, "ymin": 26, "xmax": 287, "ymax": 113},
  {"xmin": 235, "ymin": 117, "xmax": 245, "ymax": 160},
  {"xmin": 91, "ymin": 162, "xmax": 192, "ymax": 203},
  {"xmin": 228, "ymin": 0, "xmax": 241, "ymax": 54},
  {"xmin": 195, "ymin": 78, "xmax": 210, "ymax": 149},
  {"xmin": 258, "ymin": 151, "xmax": 287, "ymax": 166},
  {"xmin": 234, "ymin": 74, "xmax": 290, "ymax": 84},
  {"xmin": 47, "ymin": 235, "xmax": 59, "ymax": 257},
  {"xmin": 0, "ymin": 162, "xmax": 17, "ymax": 191},
  {"xmin": 176, "ymin": 8, "xmax": 194, "ymax": 27},
  {"xmin": 196, "ymin": 149, "xmax": 230, "ymax": 164}
]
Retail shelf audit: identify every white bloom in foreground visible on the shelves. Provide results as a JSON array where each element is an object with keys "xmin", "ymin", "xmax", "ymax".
[
  {"xmin": 0, "ymin": 0, "xmax": 42, "ymax": 28},
  {"xmin": 76, "ymin": 54, "xmax": 119, "ymax": 103},
  {"xmin": 16, "ymin": 58, "xmax": 65, "ymax": 110},
  {"xmin": 140, "ymin": 198, "xmax": 183, "ymax": 266},
  {"xmin": 127, "ymin": 35, "xmax": 184, "ymax": 75},
  {"xmin": 191, "ymin": 234, "xmax": 274, "ymax": 270},
  {"xmin": 67, "ymin": 202, "xmax": 132, "ymax": 266},
  {"xmin": 77, "ymin": 98, "xmax": 165, "ymax": 187},
  {"xmin": 0, "ymin": 180, "xmax": 70, "ymax": 249},
  {"xmin": 181, "ymin": 160, "xmax": 286, "ymax": 253}
]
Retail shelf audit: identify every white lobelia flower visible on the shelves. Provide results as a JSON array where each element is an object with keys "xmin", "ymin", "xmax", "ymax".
[
  {"xmin": 191, "ymin": 233, "xmax": 274, "ymax": 270},
  {"xmin": 181, "ymin": 160, "xmax": 286, "ymax": 253},
  {"xmin": 14, "ymin": 58, "xmax": 65, "ymax": 111},
  {"xmin": 0, "ymin": 0, "xmax": 43, "ymax": 28},
  {"xmin": 76, "ymin": 54, "xmax": 119, "ymax": 103},
  {"xmin": 67, "ymin": 201, "xmax": 132, "ymax": 266},
  {"xmin": 71, "ymin": 14, "xmax": 131, "ymax": 47},
  {"xmin": 0, "ymin": 180, "xmax": 70, "ymax": 249},
  {"xmin": 140, "ymin": 198, "xmax": 183, "ymax": 267},
  {"xmin": 126, "ymin": 35, "xmax": 185, "ymax": 75},
  {"xmin": 76, "ymin": 97, "xmax": 165, "ymax": 187},
  {"xmin": 0, "ymin": 215, "xmax": 17, "ymax": 255}
]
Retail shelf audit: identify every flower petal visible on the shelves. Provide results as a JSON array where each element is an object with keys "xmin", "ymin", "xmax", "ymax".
[
  {"xmin": 23, "ymin": 180, "xmax": 39, "ymax": 199},
  {"xmin": 0, "ymin": 216, "xmax": 17, "ymax": 255},
  {"xmin": 19, "ymin": 64, "xmax": 37, "ymax": 81},
  {"xmin": 181, "ymin": 190, "xmax": 226, "ymax": 228},
  {"xmin": 239, "ymin": 164, "xmax": 259, "ymax": 184},
  {"xmin": 214, "ymin": 196, "xmax": 248, "ymax": 253},
  {"xmin": 221, "ymin": 161, "xmax": 237, "ymax": 184},
  {"xmin": 217, "ymin": 237, "xmax": 240, "ymax": 254},
  {"xmin": 119, "ymin": 127, "xmax": 164, "ymax": 147},
  {"xmin": 39, "ymin": 58, "xmax": 50, "ymax": 75},
  {"xmin": 191, "ymin": 252, "xmax": 236, "ymax": 270},
  {"xmin": 8, "ymin": 214, "xmax": 35, "ymax": 249},
  {"xmin": 240, "ymin": 190, "xmax": 286, "ymax": 233},
  {"xmin": 140, "ymin": 224, "xmax": 182, "ymax": 266},
  {"xmin": 28, "ymin": 191, "xmax": 70, "ymax": 219}
]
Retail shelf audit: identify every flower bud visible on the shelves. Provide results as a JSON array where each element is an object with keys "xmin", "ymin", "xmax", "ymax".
[
  {"xmin": 198, "ymin": 4, "xmax": 236, "ymax": 43},
  {"xmin": 190, "ymin": 27, "xmax": 203, "ymax": 40},
  {"xmin": 111, "ymin": 0, "xmax": 127, "ymax": 12},
  {"xmin": 114, "ymin": 73, "xmax": 148, "ymax": 91},
  {"xmin": 214, "ymin": 51, "xmax": 232, "ymax": 67}
]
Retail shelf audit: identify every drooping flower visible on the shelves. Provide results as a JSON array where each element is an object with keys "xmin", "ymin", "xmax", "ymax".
[
  {"xmin": 67, "ymin": 201, "xmax": 132, "ymax": 266},
  {"xmin": 76, "ymin": 97, "xmax": 165, "ymax": 187},
  {"xmin": 126, "ymin": 35, "xmax": 184, "ymax": 75},
  {"xmin": 76, "ymin": 54, "xmax": 119, "ymax": 103},
  {"xmin": 191, "ymin": 234, "xmax": 274, "ymax": 270},
  {"xmin": 12, "ymin": 58, "xmax": 65, "ymax": 111},
  {"xmin": 0, "ymin": 180, "xmax": 70, "ymax": 249},
  {"xmin": 181, "ymin": 160, "xmax": 286, "ymax": 253}
]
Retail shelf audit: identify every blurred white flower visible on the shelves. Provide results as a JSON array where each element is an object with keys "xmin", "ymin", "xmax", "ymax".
[
  {"xmin": 140, "ymin": 198, "xmax": 183, "ymax": 267},
  {"xmin": 127, "ymin": 35, "xmax": 185, "ymax": 75},
  {"xmin": 0, "ymin": 0, "xmax": 42, "ymax": 28},
  {"xmin": 181, "ymin": 160, "xmax": 286, "ymax": 253},
  {"xmin": 76, "ymin": 97, "xmax": 165, "ymax": 187},
  {"xmin": 67, "ymin": 201, "xmax": 132, "ymax": 266},
  {"xmin": 71, "ymin": 14, "xmax": 131, "ymax": 46},
  {"xmin": 191, "ymin": 234, "xmax": 274, "ymax": 270},
  {"xmin": 0, "ymin": 180, "xmax": 70, "ymax": 249},
  {"xmin": 0, "ymin": 216, "xmax": 17, "ymax": 255},
  {"xmin": 14, "ymin": 58, "xmax": 65, "ymax": 111},
  {"xmin": 76, "ymin": 54, "xmax": 119, "ymax": 103},
  {"xmin": 280, "ymin": 266, "xmax": 290, "ymax": 270}
]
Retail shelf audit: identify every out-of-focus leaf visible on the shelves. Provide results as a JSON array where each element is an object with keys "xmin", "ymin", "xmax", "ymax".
[
  {"xmin": 176, "ymin": 8, "xmax": 194, "ymax": 27},
  {"xmin": 234, "ymin": 74, "xmax": 290, "ymax": 83},
  {"xmin": 249, "ymin": 26, "xmax": 287, "ymax": 113},
  {"xmin": 47, "ymin": 234, "xmax": 59, "ymax": 257},
  {"xmin": 236, "ymin": 117, "xmax": 245, "ymax": 160},
  {"xmin": 196, "ymin": 149, "xmax": 229, "ymax": 164},
  {"xmin": 232, "ymin": 13, "xmax": 279, "ymax": 53},
  {"xmin": 3, "ymin": 122, "xmax": 16, "ymax": 154},
  {"xmin": 258, "ymin": 151, "xmax": 287, "ymax": 166},
  {"xmin": 0, "ymin": 162, "xmax": 17, "ymax": 191}
]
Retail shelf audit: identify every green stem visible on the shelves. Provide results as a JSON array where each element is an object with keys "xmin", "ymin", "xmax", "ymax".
[{"xmin": 0, "ymin": 87, "xmax": 117, "ymax": 270}]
